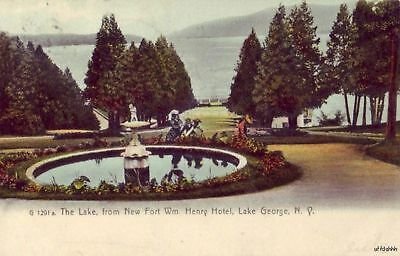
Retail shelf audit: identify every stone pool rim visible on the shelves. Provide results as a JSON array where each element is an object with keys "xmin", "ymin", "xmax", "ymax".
[{"xmin": 26, "ymin": 145, "xmax": 248, "ymax": 184}]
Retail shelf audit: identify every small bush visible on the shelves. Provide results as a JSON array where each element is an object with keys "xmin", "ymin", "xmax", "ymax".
[{"xmin": 318, "ymin": 110, "xmax": 344, "ymax": 127}]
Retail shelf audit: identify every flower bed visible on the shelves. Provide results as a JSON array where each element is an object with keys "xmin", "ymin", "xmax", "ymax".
[{"xmin": 0, "ymin": 133, "xmax": 301, "ymax": 200}]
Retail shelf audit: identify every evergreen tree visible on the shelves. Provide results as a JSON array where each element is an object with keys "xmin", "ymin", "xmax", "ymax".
[
  {"xmin": 168, "ymin": 43, "xmax": 196, "ymax": 112},
  {"xmin": 0, "ymin": 34, "xmax": 99, "ymax": 135},
  {"xmin": 352, "ymin": 0, "xmax": 385, "ymax": 126},
  {"xmin": 154, "ymin": 36, "xmax": 175, "ymax": 125},
  {"xmin": 62, "ymin": 68, "xmax": 99, "ymax": 129},
  {"xmin": 84, "ymin": 14, "xmax": 127, "ymax": 133},
  {"xmin": 253, "ymin": 5, "xmax": 303, "ymax": 128},
  {"xmin": 155, "ymin": 36, "xmax": 196, "ymax": 115},
  {"xmin": 326, "ymin": 4, "xmax": 357, "ymax": 125},
  {"xmin": 0, "ymin": 33, "xmax": 13, "ymax": 116},
  {"xmin": 0, "ymin": 35, "xmax": 44, "ymax": 135},
  {"xmin": 372, "ymin": 0, "xmax": 400, "ymax": 140},
  {"xmin": 228, "ymin": 28, "xmax": 262, "ymax": 117},
  {"xmin": 139, "ymin": 39, "xmax": 167, "ymax": 122},
  {"xmin": 33, "ymin": 45, "xmax": 66, "ymax": 128},
  {"xmin": 117, "ymin": 41, "xmax": 143, "ymax": 120},
  {"xmin": 288, "ymin": 1, "xmax": 325, "ymax": 111}
]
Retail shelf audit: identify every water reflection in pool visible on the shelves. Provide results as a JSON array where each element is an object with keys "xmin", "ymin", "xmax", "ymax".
[{"xmin": 35, "ymin": 152, "xmax": 237, "ymax": 187}]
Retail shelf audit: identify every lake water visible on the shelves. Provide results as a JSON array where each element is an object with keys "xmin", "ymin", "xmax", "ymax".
[{"xmin": 44, "ymin": 34, "xmax": 399, "ymax": 124}]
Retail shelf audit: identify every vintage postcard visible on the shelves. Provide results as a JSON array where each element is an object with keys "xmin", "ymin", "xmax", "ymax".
[{"xmin": 0, "ymin": 0, "xmax": 399, "ymax": 255}]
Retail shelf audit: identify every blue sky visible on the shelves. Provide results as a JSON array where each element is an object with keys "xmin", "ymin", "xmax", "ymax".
[{"xmin": 0, "ymin": 0, "xmax": 356, "ymax": 38}]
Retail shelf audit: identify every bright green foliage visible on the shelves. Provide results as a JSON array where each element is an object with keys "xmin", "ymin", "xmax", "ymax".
[{"xmin": 228, "ymin": 28, "xmax": 262, "ymax": 116}]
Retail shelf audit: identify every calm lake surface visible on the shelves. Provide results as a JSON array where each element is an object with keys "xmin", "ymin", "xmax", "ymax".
[{"xmin": 45, "ymin": 35, "xmax": 399, "ymax": 124}]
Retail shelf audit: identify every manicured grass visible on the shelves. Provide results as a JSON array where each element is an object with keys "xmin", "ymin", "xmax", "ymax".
[
  {"xmin": 366, "ymin": 140, "xmax": 400, "ymax": 166},
  {"xmin": 182, "ymin": 106, "xmax": 238, "ymax": 136}
]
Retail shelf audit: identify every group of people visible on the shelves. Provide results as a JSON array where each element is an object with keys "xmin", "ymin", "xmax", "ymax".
[
  {"xmin": 166, "ymin": 110, "xmax": 203, "ymax": 142},
  {"xmin": 128, "ymin": 102, "xmax": 251, "ymax": 143}
]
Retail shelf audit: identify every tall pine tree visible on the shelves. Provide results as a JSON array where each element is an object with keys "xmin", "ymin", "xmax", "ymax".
[
  {"xmin": 288, "ymin": 1, "xmax": 324, "ymax": 111},
  {"xmin": 168, "ymin": 43, "xmax": 196, "ymax": 112},
  {"xmin": 228, "ymin": 28, "xmax": 262, "ymax": 117},
  {"xmin": 0, "ymin": 35, "xmax": 98, "ymax": 135},
  {"xmin": 326, "ymin": 4, "xmax": 357, "ymax": 125},
  {"xmin": 84, "ymin": 14, "xmax": 127, "ymax": 133},
  {"xmin": 253, "ymin": 5, "xmax": 303, "ymax": 128}
]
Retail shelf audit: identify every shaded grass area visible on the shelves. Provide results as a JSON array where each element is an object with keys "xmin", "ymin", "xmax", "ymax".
[
  {"xmin": 253, "ymin": 134, "xmax": 376, "ymax": 145},
  {"xmin": 306, "ymin": 121, "xmax": 400, "ymax": 135},
  {"xmin": 366, "ymin": 140, "xmax": 400, "ymax": 166},
  {"xmin": 0, "ymin": 152, "xmax": 301, "ymax": 200}
]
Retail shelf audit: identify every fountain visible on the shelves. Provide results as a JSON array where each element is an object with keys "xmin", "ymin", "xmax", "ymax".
[
  {"xmin": 120, "ymin": 120, "xmax": 151, "ymax": 186},
  {"xmin": 26, "ymin": 119, "xmax": 247, "ymax": 190}
]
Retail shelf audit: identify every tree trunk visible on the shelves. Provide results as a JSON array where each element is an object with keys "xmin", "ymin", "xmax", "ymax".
[
  {"xmin": 263, "ymin": 116, "xmax": 274, "ymax": 128},
  {"xmin": 386, "ymin": 30, "xmax": 399, "ymax": 141},
  {"xmin": 344, "ymin": 92, "xmax": 351, "ymax": 126},
  {"xmin": 369, "ymin": 96, "xmax": 375, "ymax": 125},
  {"xmin": 377, "ymin": 95, "xmax": 385, "ymax": 125},
  {"xmin": 108, "ymin": 111, "xmax": 114, "ymax": 132},
  {"xmin": 356, "ymin": 96, "xmax": 361, "ymax": 124},
  {"xmin": 288, "ymin": 114, "xmax": 298, "ymax": 130},
  {"xmin": 115, "ymin": 111, "xmax": 121, "ymax": 131},
  {"xmin": 362, "ymin": 95, "xmax": 367, "ymax": 126},
  {"xmin": 369, "ymin": 96, "xmax": 378, "ymax": 125},
  {"xmin": 107, "ymin": 110, "xmax": 120, "ymax": 135},
  {"xmin": 352, "ymin": 95, "xmax": 361, "ymax": 126}
]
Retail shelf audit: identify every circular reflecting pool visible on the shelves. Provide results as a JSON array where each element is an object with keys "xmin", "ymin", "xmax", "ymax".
[{"xmin": 33, "ymin": 147, "xmax": 242, "ymax": 187}]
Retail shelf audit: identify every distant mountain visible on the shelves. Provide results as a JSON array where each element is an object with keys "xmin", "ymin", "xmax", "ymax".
[
  {"xmin": 17, "ymin": 33, "xmax": 142, "ymax": 47},
  {"xmin": 170, "ymin": 4, "xmax": 349, "ymax": 38}
]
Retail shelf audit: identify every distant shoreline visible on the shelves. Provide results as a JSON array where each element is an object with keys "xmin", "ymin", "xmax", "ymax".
[{"xmin": 14, "ymin": 33, "xmax": 142, "ymax": 47}]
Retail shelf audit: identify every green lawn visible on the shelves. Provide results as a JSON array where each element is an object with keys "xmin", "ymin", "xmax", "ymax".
[{"xmin": 182, "ymin": 106, "xmax": 239, "ymax": 136}]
